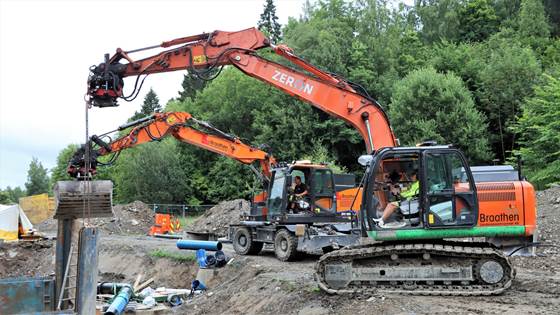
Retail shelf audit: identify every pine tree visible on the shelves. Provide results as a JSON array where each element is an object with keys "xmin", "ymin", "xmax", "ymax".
[
  {"xmin": 458, "ymin": 0, "xmax": 499, "ymax": 42},
  {"xmin": 140, "ymin": 88, "xmax": 162, "ymax": 114},
  {"xmin": 178, "ymin": 72, "xmax": 207, "ymax": 102},
  {"xmin": 258, "ymin": 0, "xmax": 282, "ymax": 44},
  {"xmin": 25, "ymin": 157, "xmax": 50, "ymax": 196},
  {"xmin": 130, "ymin": 88, "xmax": 161, "ymax": 121}
]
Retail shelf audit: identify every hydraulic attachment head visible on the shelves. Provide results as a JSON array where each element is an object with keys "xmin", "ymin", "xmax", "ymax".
[{"xmin": 87, "ymin": 54, "xmax": 126, "ymax": 107}]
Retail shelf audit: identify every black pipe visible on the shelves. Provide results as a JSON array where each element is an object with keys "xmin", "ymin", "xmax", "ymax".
[
  {"xmin": 97, "ymin": 282, "xmax": 131, "ymax": 295},
  {"xmin": 118, "ymin": 115, "xmax": 155, "ymax": 130}
]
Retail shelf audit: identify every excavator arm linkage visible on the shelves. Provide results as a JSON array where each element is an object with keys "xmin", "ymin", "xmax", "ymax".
[
  {"xmin": 67, "ymin": 111, "xmax": 275, "ymax": 182},
  {"xmin": 87, "ymin": 28, "xmax": 397, "ymax": 153}
]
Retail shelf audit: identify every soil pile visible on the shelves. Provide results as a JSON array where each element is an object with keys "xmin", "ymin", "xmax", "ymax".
[
  {"xmin": 535, "ymin": 185, "xmax": 560, "ymax": 248},
  {"xmin": 93, "ymin": 201, "xmax": 154, "ymax": 235},
  {"xmin": 0, "ymin": 239, "xmax": 55, "ymax": 278},
  {"xmin": 187, "ymin": 199, "xmax": 250, "ymax": 237},
  {"xmin": 35, "ymin": 201, "xmax": 154, "ymax": 235},
  {"xmin": 512, "ymin": 185, "xmax": 560, "ymax": 273}
]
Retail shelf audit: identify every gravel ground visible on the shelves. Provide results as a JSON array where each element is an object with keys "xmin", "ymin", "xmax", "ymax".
[{"xmin": 3, "ymin": 187, "xmax": 560, "ymax": 314}]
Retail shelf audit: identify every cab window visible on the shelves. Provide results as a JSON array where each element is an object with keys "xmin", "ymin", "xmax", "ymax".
[
  {"xmin": 312, "ymin": 169, "xmax": 334, "ymax": 195},
  {"xmin": 267, "ymin": 172, "xmax": 286, "ymax": 215}
]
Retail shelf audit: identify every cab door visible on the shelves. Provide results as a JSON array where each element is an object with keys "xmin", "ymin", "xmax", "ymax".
[
  {"xmin": 266, "ymin": 170, "xmax": 289, "ymax": 220},
  {"xmin": 422, "ymin": 150, "xmax": 478, "ymax": 227}
]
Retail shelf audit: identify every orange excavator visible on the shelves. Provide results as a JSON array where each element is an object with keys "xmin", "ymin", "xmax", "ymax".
[
  {"xmin": 80, "ymin": 27, "xmax": 537, "ymax": 295},
  {"xmin": 67, "ymin": 110, "xmax": 357, "ymax": 236}
]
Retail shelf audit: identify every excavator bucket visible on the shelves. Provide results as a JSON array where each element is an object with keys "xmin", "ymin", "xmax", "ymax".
[{"xmin": 53, "ymin": 181, "xmax": 113, "ymax": 219}]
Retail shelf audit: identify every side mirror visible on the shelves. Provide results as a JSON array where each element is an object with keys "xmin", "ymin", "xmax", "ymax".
[{"xmin": 358, "ymin": 155, "xmax": 373, "ymax": 167}]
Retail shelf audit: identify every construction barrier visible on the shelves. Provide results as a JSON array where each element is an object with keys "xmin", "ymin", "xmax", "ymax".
[{"xmin": 18, "ymin": 193, "xmax": 55, "ymax": 224}]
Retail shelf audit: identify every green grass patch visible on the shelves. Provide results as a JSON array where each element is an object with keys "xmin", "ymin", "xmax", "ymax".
[{"xmin": 149, "ymin": 249, "xmax": 196, "ymax": 262}]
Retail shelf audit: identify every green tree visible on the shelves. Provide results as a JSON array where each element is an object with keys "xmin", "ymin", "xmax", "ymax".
[
  {"xmin": 518, "ymin": 0, "xmax": 551, "ymax": 39},
  {"xmin": 130, "ymin": 88, "xmax": 161, "ymax": 121},
  {"xmin": 543, "ymin": 0, "xmax": 560, "ymax": 36},
  {"xmin": 516, "ymin": 0, "xmax": 552, "ymax": 56},
  {"xmin": 4, "ymin": 186, "xmax": 26, "ymax": 203},
  {"xmin": 389, "ymin": 67, "xmax": 492, "ymax": 162},
  {"xmin": 459, "ymin": 0, "xmax": 500, "ymax": 42},
  {"xmin": 25, "ymin": 157, "xmax": 50, "ymax": 195},
  {"xmin": 0, "ymin": 191, "xmax": 11, "ymax": 204},
  {"xmin": 302, "ymin": 143, "xmax": 348, "ymax": 174},
  {"xmin": 478, "ymin": 39, "xmax": 541, "ymax": 160},
  {"xmin": 50, "ymin": 144, "xmax": 80, "ymax": 185},
  {"xmin": 205, "ymin": 158, "xmax": 257, "ymax": 202},
  {"xmin": 177, "ymin": 72, "xmax": 207, "ymax": 103},
  {"xmin": 413, "ymin": 0, "xmax": 462, "ymax": 43},
  {"xmin": 258, "ymin": 0, "xmax": 282, "ymax": 44},
  {"xmin": 511, "ymin": 71, "xmax": 560, "ymax": 189},
  {"xmin": 112, "ymin": 140, "xmax": 190, "ymax": 204}
]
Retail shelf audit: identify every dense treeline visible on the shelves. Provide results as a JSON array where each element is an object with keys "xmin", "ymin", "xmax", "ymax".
[{"xmin": 36, "ymin": 0, "xmax": 560, "ymax": 205}]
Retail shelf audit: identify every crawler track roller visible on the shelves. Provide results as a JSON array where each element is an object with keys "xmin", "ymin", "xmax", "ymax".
[{"xmin": 315, "ymin": 241, "xmax": 514, "ymax": 296}]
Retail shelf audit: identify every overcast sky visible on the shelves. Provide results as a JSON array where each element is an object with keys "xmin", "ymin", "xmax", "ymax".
[{"xmin": 0, "ymin": 0, "xmax": 307, "ymax": 188}]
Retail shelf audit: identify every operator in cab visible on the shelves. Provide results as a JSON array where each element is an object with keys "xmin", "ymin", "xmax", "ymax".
[
  {"xmin": 375, "ymin": 169, "xmax": 419, "ymax": 228},
  {"xmin": 289, "ymin": 176, "xmax": 309, "ymax": 211}
]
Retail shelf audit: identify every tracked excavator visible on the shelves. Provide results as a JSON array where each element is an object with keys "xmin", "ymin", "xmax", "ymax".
[{"xmin": 73, "ymin": 27, "xmax": 536, "ymax": 295}]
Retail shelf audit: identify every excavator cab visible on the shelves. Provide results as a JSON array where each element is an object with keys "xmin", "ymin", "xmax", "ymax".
[
  {"xmin": 362, "ymin": 146, "xmax": 479, "ymax": 232},
  {"xmin": 265, "ymin": 162, "xmax": 339, "ymax": 223}
]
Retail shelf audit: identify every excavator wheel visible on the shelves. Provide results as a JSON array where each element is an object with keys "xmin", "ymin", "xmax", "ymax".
[
  {"xmin": 233, "ymin": 227, "xmax": 263, "ymax": 255},
  {"xmin": 274, "ymin": 229, "xmax": 298, "ymax": 261}
]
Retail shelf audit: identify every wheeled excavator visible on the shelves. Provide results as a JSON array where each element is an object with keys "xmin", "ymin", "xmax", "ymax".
[
  {"xmin": 67, "ymin": 110, "xmax": 361, "ymax": 259},
  {"xmin": 71, "ymin": 27, "xmax": 537, "ymax": 295}
]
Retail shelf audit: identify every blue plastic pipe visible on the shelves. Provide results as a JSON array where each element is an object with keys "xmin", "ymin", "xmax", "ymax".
[
  {"xmin": 176, "ymin": 240, "xmax": 223, "ymax": 251},
  {"xmin": 104, "ymin": 285, "xmax": 133, "ymax": 315},
  {"xmin": 196, "ymin": 249, "xmax": 207, "ymax": 268}
]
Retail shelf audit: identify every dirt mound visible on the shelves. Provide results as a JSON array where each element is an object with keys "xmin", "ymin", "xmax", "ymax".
[
  {"xmin": 0, "ymin": 240, "xmax": 55, "ymax": 278},
  {"xmin": 35, "ymin": 201, "xmax": 154, "ymax": 235},
  {"xmin": 93, "ymin": 201, "xmax": 154, "ymax": 235},
  {"xmin": 511, "ymin": 185, "xmax": 560, "ymax": 273},
  {"xmin": 187, "ymin": 199, "xmax": 250, "ymax": 237},
  {"xmin": 535, "ymin": 185, "xmax": 560, "ymax": 246}
]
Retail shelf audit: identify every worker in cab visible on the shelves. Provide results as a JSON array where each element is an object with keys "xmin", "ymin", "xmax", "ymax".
[
  {"xmin": 374, "ymin": 169, "xmax": 420, "ymax": 228},
  {"xmin": 289, "ymin": 176, "xmax": 309, "ymax": 211}
]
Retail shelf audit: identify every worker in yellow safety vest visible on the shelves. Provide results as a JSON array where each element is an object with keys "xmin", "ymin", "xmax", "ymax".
[{"xmin": 374, "ymin": 169, "xmax": 420, "ymax": 228}]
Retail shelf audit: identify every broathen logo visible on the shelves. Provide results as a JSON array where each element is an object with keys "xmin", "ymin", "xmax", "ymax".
[
  {"xmin": 480, "ymin": 212, "xmax": 520, "ymax": 223},
  {"xmin": 272, "ymin": 70, "xmax": 314, "ymax": 95}
]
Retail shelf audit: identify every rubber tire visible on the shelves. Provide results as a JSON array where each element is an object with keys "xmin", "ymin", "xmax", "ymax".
[
  {"xmin": 233, "ymin": 227, "xmax": 263, "ymax": 255},
  {"xmin": 274, "ymin": 229, "xmax": 298, "ymax": 261}
]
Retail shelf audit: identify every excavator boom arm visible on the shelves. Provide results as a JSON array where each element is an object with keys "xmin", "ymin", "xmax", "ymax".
[
  {"xmin": 88, "ymin": 27, "xmax": 397, "ymax": 153},
  {"xmin": 68, "ymin": 111, "xmax": 275, "ymax": 180}
]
